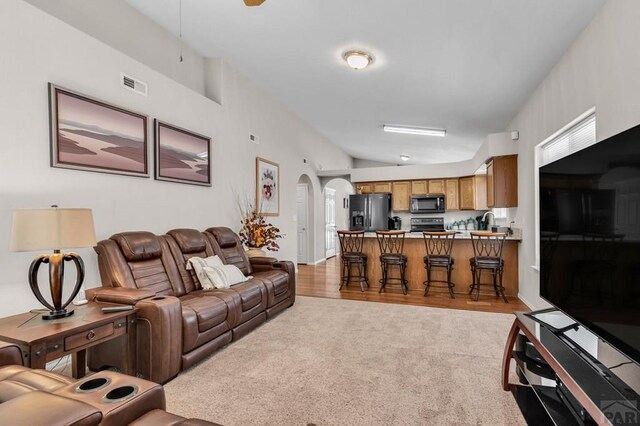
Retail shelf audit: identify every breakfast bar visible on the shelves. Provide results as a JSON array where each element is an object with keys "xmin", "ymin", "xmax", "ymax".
[{"xmin": 357, "ymin": 231, "xmax": 521, "ymax": 298}]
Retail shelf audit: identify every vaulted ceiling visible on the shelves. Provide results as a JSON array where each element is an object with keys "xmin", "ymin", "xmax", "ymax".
[{"xmin": 127, "ymin": 0, "xmax": 605, "ymax": 165}]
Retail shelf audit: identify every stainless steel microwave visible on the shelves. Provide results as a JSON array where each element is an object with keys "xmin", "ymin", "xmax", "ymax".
[{"xmin": 410, "ymin": 194, "xmax": 446, "ymax": 213}]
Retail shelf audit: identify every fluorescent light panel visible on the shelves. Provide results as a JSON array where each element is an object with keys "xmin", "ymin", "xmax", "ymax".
[{"xmin": 383, "ymin": 125, "xmax": 446, "ymax": 137}]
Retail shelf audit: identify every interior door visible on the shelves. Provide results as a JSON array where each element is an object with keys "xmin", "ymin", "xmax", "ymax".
[
  {"xmin": 297, "ymin": 184, "xmax": 309, "ymax": 264},
  {"xmin": 325, "ymin": 188, "xmax": 337, "ymax": 258}
]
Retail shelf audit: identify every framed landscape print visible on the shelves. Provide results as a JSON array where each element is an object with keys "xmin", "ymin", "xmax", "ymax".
[
  {"xmin": 49, "ymin": 83, "xmax": 148, "ymax": 177},
  {"xmin": 154, "ymin": 120, "xmax": 211, "ymax": 186},
  {"xmin": 256, "ymin": 157, "xmax": 279, "ymax": 216}
]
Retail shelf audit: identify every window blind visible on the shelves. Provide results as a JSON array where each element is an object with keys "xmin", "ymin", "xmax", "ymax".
[{"xmin": 540, "ymin": 114, "xmax": 596, "ymax": 166}]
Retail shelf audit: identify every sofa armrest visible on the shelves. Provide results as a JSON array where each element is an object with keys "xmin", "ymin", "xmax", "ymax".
[
  {"xmin": 0, "ymin": 391, "xmax": 102, "ymax": 425},
  {"xmin": 249, "ymin": 256, "xmax": 279, "ymax": 267},
  {"xmin": 88, "ymin": 287, "xmax": 156, "ymax": 305},
  {"xmin": 89, "ymin": 294, "xmax": 182, "ymax": 385},
  {"xmin": 0, "ymin": 340, "xmax": 23, "ymax": 367},
  {"xmin": 250, "ymin": 258, "xmax": 296, "ymax": 305},
  {"xmin": 273, "ymin": 260, "xmax": 296, "ymax": 305}
]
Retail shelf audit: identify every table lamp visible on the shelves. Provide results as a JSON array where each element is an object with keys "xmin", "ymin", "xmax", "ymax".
[{"xmin": 10, "ymin": 206, "xmax": 96, "ymax": 320}]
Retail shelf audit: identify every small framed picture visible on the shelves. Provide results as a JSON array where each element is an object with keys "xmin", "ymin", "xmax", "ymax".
[
  {"xmin": 49, "ymin": 84, "xmax": 148, "ymax": 177},
  {"xmin": 256, "ymin": 157, "xmax": 279, "ymax": 216},
  {"xmin": 154, "ymin": 120, "xmax": 211, "ymax": 186}
]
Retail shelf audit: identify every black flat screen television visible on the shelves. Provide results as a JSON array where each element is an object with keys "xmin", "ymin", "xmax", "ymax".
[{"xmin": 539, "ymin": 122, "xmax": 640, "ymax": 364}]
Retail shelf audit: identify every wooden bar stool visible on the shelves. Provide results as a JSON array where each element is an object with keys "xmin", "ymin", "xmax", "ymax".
[
  {"xmin": 337, "ymin": 230, "xmax": 369, "ymax": 292},
  {"xmin": 375, "ymin": 231, "xmax": 408, "ymax": 295},
  {"xmin": 468, "ymin": 232, "xmax": 508, "ymax": 303},
  {"xmin": 422, "ymin": 231, "xmax": 457, "ymax": 298}
]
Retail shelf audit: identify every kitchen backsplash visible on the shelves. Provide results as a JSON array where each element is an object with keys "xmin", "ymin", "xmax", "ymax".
[{"xmin": 392, "ymin": 209, "xmax": 516, "ymax": 231}]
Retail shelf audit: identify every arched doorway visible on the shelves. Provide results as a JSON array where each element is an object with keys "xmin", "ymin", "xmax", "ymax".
[{"xmin": 296, "ymin": 174, "xmax": 314, "ymax": 264}]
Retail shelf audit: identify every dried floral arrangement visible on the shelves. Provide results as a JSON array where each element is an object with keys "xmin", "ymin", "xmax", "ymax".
[{"xmin": 237, "ymin": 197, "xmax": 284, "ymax": 251}]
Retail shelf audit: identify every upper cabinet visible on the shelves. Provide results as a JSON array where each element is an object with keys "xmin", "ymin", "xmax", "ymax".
[
  {"xmin": 411, "ymin": 180, "xmax": 427, "ymax": 195},
  {"xmin": 486, "ymin": 155, "xmax": 518, "ymax": 208},
  {"xmin": 373, "ymin": 182, "xmax": 392, "ymax": 193},
  {"xmin": 357, "ymin": 183, "xmax": 372, "ymax": 194},
  {"xmin": 392, "ymin": 181, "xmax": 411, "ymax": 212},
  {"xmin": 445, "ymin": 178, "xmax": 459, "ymax": 211},
  {"xmin": 354, "ymin": 162, "xmax": 513, "ymax": 211},
  {"xmin": 459, "ymin": 175, "xmax": 488, "ymax": 211},
  {"xmin": 428, "ymin": 179, "xmax": 445, "ymax": 194},
  {"xmin": 357, "ymin": 182, "xmax": 393, "ymax": 194}
]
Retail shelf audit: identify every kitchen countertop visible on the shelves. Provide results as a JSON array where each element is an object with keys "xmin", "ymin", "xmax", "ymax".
[{"xmin": 361, "ymin": 228, "xmax": 522, "ymax": 241}]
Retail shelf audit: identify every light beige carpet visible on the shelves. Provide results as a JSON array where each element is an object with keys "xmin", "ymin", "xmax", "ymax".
[{"xmin": 164, "ymin": 296, "xmax": 525, "ymax": 425}]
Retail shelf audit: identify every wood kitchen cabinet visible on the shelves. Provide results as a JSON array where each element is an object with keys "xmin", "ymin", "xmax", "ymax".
[
  {"xmin": 357, "ymin": 183, "xmax": 372, "ymax": 194},
  {"xmin": 411, "ymin": 180, "xmax": 427, "ymax": 195},
  {"xmin": 373, "ymin": 182, "xmax": 392, "ymax": 193},
  {"xmin": 428, "ymin": 179, "xmax": 445, "ymax": 194},
  {"xmin": 486, "ymin": 155, "xmax": 518, "ymax": 207},
  {"xmin": 445, "ymin": 178, "xmax": 459, "ymax": 211},
  {"xmin": 459, "ymin": 175, "xmax": 488, "ymax": 210},
  {"xmin": 392, "ymin": 181, "xmax": 411, "ymax": 212}
]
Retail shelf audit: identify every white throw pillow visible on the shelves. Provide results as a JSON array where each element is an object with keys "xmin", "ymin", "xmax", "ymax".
[
  {"xmin": 186, "ymin": 256, "xmax": 224, "ymax": 290},
  {"xmin": 202, "ymin": 265, "xmax": 248, "ymax": 289}
]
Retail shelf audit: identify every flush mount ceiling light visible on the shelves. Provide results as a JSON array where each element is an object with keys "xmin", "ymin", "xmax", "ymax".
[
  {"xmin": 400, "ymin": 155, "xmax": 410, "ymax": 162},
  {"xmin": 383, "ymin": 125, "xmax": 446, "ymax": 137},
  {"xmin": 343, "ymin": 50, "xmax": 373, "ymax": 70}
]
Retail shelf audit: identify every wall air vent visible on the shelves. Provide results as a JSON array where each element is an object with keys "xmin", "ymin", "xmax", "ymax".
[
  {"xmin": 120, "ymin": 73, "xmax": 148, "ymax": 97},
  {"xmin": 249, "ymin": 133, "xmax": 259, "ymax": 144}
]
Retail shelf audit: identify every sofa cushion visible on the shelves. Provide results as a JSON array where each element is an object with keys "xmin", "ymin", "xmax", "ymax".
[
  {"xmin": 0, "ymin": 366, "xmax": 74, "ymax": 403},
  {"xmin": 168, "ymin": 229, "xmax": 208, "ymax": 254},
  {"xmin": 231, "ymin": 279, "xmax": 264, "ymax": 311},
  {"xmin": 181, "ymin": 297, "xmax": 228, "ymax": 333},
  {"xmin": 253, "ymin": 270, "xmax": 290, "ymax": 307},
  {"xmin": 112, "ymin": 232, "xmax": 162, "ymax": 261},
  {"xmin": 205, "ymin": 227, "xmax": 252, "ymax": 275},
  {"xmin": 0, "ymin": 391, "xmax": 102, "ymax": 426}
]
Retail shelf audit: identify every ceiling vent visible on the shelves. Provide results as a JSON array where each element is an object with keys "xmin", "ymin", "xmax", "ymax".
[{"xmin": 120, "ymin": 73, "xmax": 148, "ymax": 97}]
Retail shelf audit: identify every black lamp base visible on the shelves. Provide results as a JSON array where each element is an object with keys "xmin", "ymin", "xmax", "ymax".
[
  {"xmin": 28, "ymin": 251, "xmax": 85, "ymax": 322},
  {"xmin": 42, "ymin": 309, "xmax": 74, "ymax": 320}
]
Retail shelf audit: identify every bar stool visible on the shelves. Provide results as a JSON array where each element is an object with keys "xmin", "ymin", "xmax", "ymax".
[
  {"xmin": 468, "ymin": 232, "xmax": 508, "ymax": 303},
  {"xmin": 422, "ymin": 231, "xmax": 457, "ymax": 298},
  {"xmin": 376, "ymin": 231, "xmax": 408, "ymax": 295},
  {"xmin": 337, "ymin": 230, "xmax": 369, "ymax": 292}
]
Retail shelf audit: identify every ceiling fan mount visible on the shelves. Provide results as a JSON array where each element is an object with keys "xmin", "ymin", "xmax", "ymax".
[{"xmin": 243, "ymin": 0, "xmax": 266, "ymax": 6}]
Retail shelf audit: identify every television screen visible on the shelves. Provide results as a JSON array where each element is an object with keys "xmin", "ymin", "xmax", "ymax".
[{"xmin": 539, "ymin": 122, "xmax": 640, "ymax": 364}]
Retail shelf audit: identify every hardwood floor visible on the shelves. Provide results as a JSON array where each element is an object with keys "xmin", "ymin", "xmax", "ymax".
[{"xmin": 297, "ymin": 256, "xmax": 529, "ymax": 314}]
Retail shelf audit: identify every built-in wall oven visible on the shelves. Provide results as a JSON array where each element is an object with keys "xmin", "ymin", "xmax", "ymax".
[{"xmin": 410, "ymin": 194, "xmax": 446, "ymax": 214}]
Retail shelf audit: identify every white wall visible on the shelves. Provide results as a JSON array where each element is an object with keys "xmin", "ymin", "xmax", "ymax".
[
  {"xmin": 0, "ymin": 0, "xmax": 351, "ymax": 316},
  {"xmin": 507, "ymin": 0, "xmax": 640, "ymax": 308},
  {"xmin": 24, "ymin": 0, "xmax": 207, "ymax": 95}
]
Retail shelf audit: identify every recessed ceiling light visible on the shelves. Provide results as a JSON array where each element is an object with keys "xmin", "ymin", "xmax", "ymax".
[
  {"xmin": 383, "ymin": 125, "xmax": 446, "ymax": 137},
  {"xmin": 343, "ymin": 50, "xmax": 373, "ymax": 70},
  {"xmin": 400, "ymin": 155, "xmax": 410, "ymax": 162}
]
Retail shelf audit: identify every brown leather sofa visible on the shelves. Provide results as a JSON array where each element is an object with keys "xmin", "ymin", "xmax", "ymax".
[
  {"xmin": 88, "ymin": 227, "xmax": 295, "ymax": 384},
  {"xmin": 0, "ymin": 340, "xmax": 217, "ymax": 425}
]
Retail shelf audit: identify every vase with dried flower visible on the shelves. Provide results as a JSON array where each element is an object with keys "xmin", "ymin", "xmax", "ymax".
[{"xmin": 238, "ymin": 204, "xmax": 284, "ymax": 258}]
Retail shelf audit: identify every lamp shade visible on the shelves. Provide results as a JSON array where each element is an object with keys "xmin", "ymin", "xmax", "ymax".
[{"xmin": 10, "ymin": 208, "xmax": 96, "ymax": 252}]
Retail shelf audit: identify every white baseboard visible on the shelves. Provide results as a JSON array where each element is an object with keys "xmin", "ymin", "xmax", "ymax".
[{"xmin": 311, "ymin": 258, "xmax": 327, "ymax": 265}]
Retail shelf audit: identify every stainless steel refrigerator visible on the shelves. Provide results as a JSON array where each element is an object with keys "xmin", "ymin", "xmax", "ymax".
[{"xmin": 349, "ymin": 194, "xmax": 391, "ymax": 231}]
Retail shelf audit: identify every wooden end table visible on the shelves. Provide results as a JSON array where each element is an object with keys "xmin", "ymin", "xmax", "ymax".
[{"xmin": 0, "ymin": 302, "xmax": 137, "ymax": 379}]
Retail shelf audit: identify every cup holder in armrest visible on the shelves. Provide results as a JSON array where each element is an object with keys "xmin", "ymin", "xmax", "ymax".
[
  {"xmin": 76, "ymin": 377, "xmax": 111, "ymax": 393},
  {"xmin": 103, "ymin": 385, "xmax": 138, "ymax": 403},
  {"xmin": 151, "ymin": 296, "xmax": 166, "ymax": 301}
]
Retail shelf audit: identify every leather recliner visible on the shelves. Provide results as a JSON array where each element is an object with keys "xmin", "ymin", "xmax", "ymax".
[
  {"xmin": 88, "ymin": 227, "xmax": 295, "ymax": 384},
  {"xmin": 0, "ymin": 340, "xmax": 217, "ymax": 425}
]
